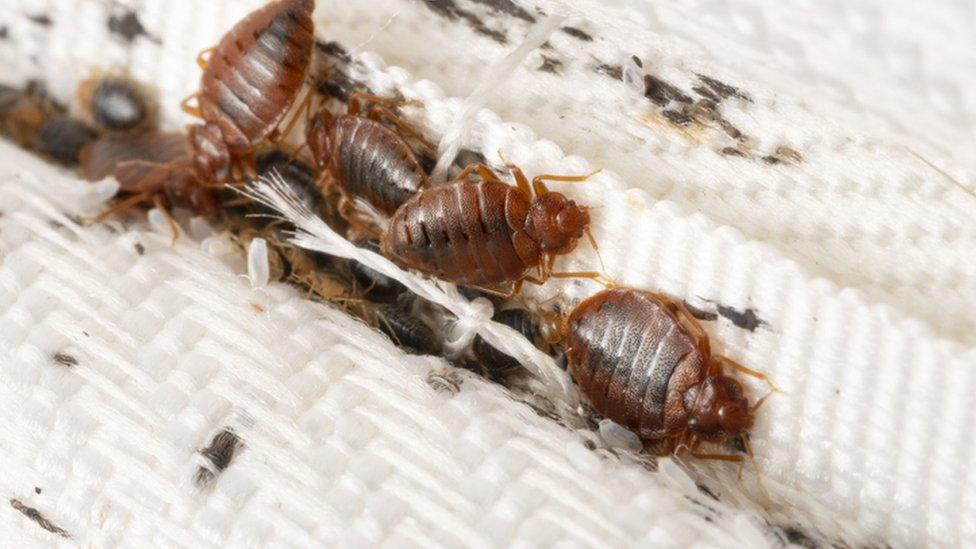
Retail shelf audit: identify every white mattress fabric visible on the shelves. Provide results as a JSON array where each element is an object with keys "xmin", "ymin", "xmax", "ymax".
[{"xmin": 0, "ymin": 0, "xmax": 974, "ymax": 547}]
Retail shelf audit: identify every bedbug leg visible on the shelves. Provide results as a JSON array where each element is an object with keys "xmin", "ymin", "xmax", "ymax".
[
  {"xmin": 530, "ymin": 170, "xmax": 601, "ymax": 196},
  {"xmin": 711, "ymin": 355, "xmax": 782, "ymax": 393},
  {"xmin": 658, "ymin": 295, "xmax": 711, "ymax": 358},
  {"xmin": 91, "ymin": 191, "xmax": 153, "ymax": 223},
  {"xmin": 180, "ymin": 94, "xmax": 202, "ymax": 118},
  {"xmin": 455, "ymin": 162, "xmax": 501, "ymax": 182},
  {"xmin": 152, "ymin": 194, "xmax": 180, "ymax": 245},
  {"xmin": 364, "ymin": 105, "xmax": 437, "ymax": 156},
  {"xmin": 270, "ymin": 87, "xmax": 315, "ymax": 144},
  {"xmin": 196, "ymin": 47, "xmax": 216, "ymax": 70}
]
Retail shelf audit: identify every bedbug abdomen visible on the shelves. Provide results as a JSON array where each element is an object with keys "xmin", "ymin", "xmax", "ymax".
[
  {"xmin": 381, "ymin": 179, "xmax": 533, "ymax": 286},
  {"xmin": 565, "ymin": 289, "xmax": 707, "ymax": 440},
  {"xmin": 199, "ymin": 0, "xmax": 315, "ymax": 153},
  {"xmin": 334, "ymin": 115, "xmax": 427, "ymax": 215}
]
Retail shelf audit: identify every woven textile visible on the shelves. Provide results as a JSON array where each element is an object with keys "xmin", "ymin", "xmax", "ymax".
[{"xmin": 0, "ymin": 0, "xmax": 974, "ymax": 547}]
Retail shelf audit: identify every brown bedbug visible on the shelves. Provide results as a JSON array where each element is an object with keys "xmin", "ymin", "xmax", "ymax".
[
  {"xmin": 81, "ymin": 131, "xmax": 219, "ymax": 237},
  {"xmin": 564, "ymin": 288, "xmax": 776, "ymax": 462},
  {"xmin": 77, "ymin": 73, "xmax": 157, "ymax": 134},
  {"xmin": 306, "ymin": 92, "xmax": 434, "ymax": 217},
  {"xmin": 182, "ymin": 0, "xmax": 316, "ymax": 183},
  {"xmin": 33, "ymin": 116, "xmax": 98, "ymax": 166},
  {"xmin": 380, "ymin": 162, "xmax": 602, "ymax": 293}
]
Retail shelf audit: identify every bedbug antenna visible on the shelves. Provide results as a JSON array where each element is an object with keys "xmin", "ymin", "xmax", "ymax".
[{"xmin": 740, "ymin": 434, "xmax": 769, "ymax": 499}]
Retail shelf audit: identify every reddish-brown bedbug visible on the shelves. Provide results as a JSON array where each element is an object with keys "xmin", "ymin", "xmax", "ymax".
[
  {"xmin": 380, "ymin": 162, "xmax": 602, "ymax": 293},
  {"xmin": 306, "ymin": 92, "xmax": 434, "ymax": 217},
  {"xmin": 564, "ymin": 288, "xmax": 776, "ymax": 462},
  {"xmin": 81, "ymin": 131, "xmax": 219, "ymax": 237},
  {"xmin": 182, "ymin": 0, "xmax": 316, "ymax": 183}
]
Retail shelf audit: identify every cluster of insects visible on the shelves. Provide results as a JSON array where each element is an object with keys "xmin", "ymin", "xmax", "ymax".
[{"xmin": 0, "ymin": 0, "xmax": 774, "ymax": 470}]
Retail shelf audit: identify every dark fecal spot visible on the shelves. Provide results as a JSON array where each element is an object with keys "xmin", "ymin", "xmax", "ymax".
[
  {"xmin": 644, "ymin": 75, "xmax": 692, "ymax": 106},
  {"xmin": 0, "ymin": 26, "xmax": 9, "ymax": 40},
  {"xmin": 583, "ymin": 439, "xmax": 597, "ymax": 450},
  {"xmin": 538, "ymin": 55, "xmax": 563, "ymax": 74},
  {"xmin": 761, "ymin": 155, "xmax": 782, "ymax": 165},
  {"xmin": 775, "ymin": 146, "xmax": 804, "ymax": 164},
  {"xmin": 108, "ymin": 10, "xmax": 154, "ymax": 43},
  {"xmin": 195, "ymin": 429, "xmax": 243, "ymax": 487},
  {"xmin": 9, "ymin": 499, "xmax": 70, "ymax": 539},
  {"xmin": 315, "ymin": 40, "xmax": 351, "ymax": 63},
  {"xmin": 717, "ymin": 305, "xmax": 765, "ymax": 331},
  {"xmin": 28, "ymin": 14, "xmax": 52, "ymax": 26},
  {"xmin": 52, "ymin": 353, "xmax": 78, "ymax": 367},
  {"xmin": 34, "ymin": 487, "xmax": 41, "ymax": 495},
  {"xmin": 683, "ymin": 301, "xmax": 718, "ymax": 321},
  {"xmin": 694, "ymin": 484, "xmax": 719, "ymax": 502},
  {"xmin": 692, "ymin": 85, "xmax": 720, "ymax": 102},
  {"xmin": 720, "ymin": 147, "xmax": 748, "ymax": 158},
  {"xmin": 718, "ymin": 119, "xmax": 744, "ymax": 141},
  {"xmin": 134, "ymin": 242, "xmax": 145, "ymax": 255},
  {"xmin": 469, "ymin": 0, "xmax": 537, "ymax": 22},
  {"xmin": 419, "ymin": 0, "xmax": 508, "ymax": 43},
  {"xmin": 594, "ymin": 63, "xmax": 623, "ymax": 81},
  {"xmin": 783, "ymin": 527, "xmax": 821, "ymax": 549},
  {"xmin": 631, "ymin": 55, "xmax": 643, "ymax": 68},
  {"xmin": 662, "ymin": 110, "xmax": 693, "ymax": 126},
  {"xmin": 697, "ymin": 74, "xmax": 752, "ymax": 102},
  {"xmin": 561, "ymin": 26, "xmax": 592, "ymax": 41}
]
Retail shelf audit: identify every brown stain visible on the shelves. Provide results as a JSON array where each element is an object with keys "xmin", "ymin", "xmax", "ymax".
[
  {"xmin": 9, "ymin": 499, "xmax": 70, "ymax": 539},
  {"xmin": 134, "ymin": 242, "xmax": 145, "ymax": 255},
  {"xmin": 107, "ymin": 9, "xmax": 157, "ymax": 44},
  {"xmin": 195, "ymin": 429, "xmax": 244, "ymax": 487},
  {"xmin": 419, "ymin": 0, "xmax": 508, "ymax": 43},
  {"xmin": 469, "ymin": 0, "xmax": 536, "ymax": 23},
  {"xmin": 52, "ymin": 353, "xmax": 78, "ymax": 367},
  {"xmin": 594, "ymin": 63, "xmax": 623, "ymax": 81},
  {"xmin": 683, "ymin": 301, "xmax": 718, "ymax": 321},
  {"xmin": 561, "ymin": 26, "xmax": 593, "ymax": 41},
  {"xmin": 716, "ymin": 304, "xmax": 765, "ymax": 332},
  {"xmin": 27, "ymin": 14, "xmax": 52, "ymax": 26},
  {"xmin": 644, "ymin": 74, "xmax": 692, "ymax": 106},
  {"xmin": 696, "ymin": 74, "xmax": 752, "ymax": 103},
  {"xmin": 538, "ymin": 55, "xmax": 563, "ymax": 74}
]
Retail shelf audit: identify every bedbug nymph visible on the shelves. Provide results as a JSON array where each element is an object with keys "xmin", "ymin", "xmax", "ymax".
[
  {"xmin": 565, "ymin": 288, "xmax": 775, "ymax": 461},
  {"xmin": 381, "ymin": 162, "xmax": 601, "ymax": 293},
  {"xmin": 182, "ymin": 0, "xmax": 316, "ymax": 183},
  {"xmin": 306, "ymin": 92, "xmax": 432, "ymax": 218},
  {"xmin": 81, "ymin": 131, "xmax": 219, "ymax": 237}
]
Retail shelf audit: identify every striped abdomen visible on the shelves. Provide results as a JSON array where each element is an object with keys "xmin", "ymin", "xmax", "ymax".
[
  {"xmin": 333, "ymin": 115, "xmax": 427, "ymax": 215},
  {"xmin": 381, "ymin": 179, "xmax": 538, "ymax": 286},
  {"xmin": 565, "ymin": 289, "xmax": 707, "ymax": 440},
  {"xmin": 199, "ymin": 0, "xmax": 314, "ymax": 154},
  {"xmin": 82, "ymin": 132, "xmax": 190, "ymax": 193}
]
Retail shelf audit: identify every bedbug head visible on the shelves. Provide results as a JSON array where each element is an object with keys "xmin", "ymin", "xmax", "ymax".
[
  {"xmin": 525, "ymin": 192, "xmax": 591, "ymax": 254},
  {"xmin": 187, "ymin": 123, "xmax": 230, "ymax": 183},
  {"xmin": 685, "ymin": 375, "xmax": 753, "ymax": 441}
]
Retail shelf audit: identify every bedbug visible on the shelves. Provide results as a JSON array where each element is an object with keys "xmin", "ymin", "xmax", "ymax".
[
  {"xmin": 77, "ymin": 73, "xmax": 157, "ymax": 133},
  {"xmin": 81, "ymin": 131, "xmax": 219, "ymax": 235},
  {"xmin": 306, "ymin": 92, "xmax": 433, "ymax": 217},
  {"xmin": 255, "ymin": 148, "xmax": 319, "ymax": 211},
  {"xmin": 33, "ymin": 116, "xmax": 98, "ymax": 166},
  {"xmin": 564, "ymin": 288, "xmax": 776, "ymax": 462},
  {"xmin": 380, "ymin": 162, "xmax": 601, "ymax": 293},
  {"xmin": 182, "ymin": 0, "xmax": 316, "ymax": 183}
]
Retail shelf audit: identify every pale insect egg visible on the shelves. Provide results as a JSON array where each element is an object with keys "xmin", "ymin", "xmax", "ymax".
[{"xmin": 247, "ymin": 238, "xmax": 271, "ymax": 289}]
